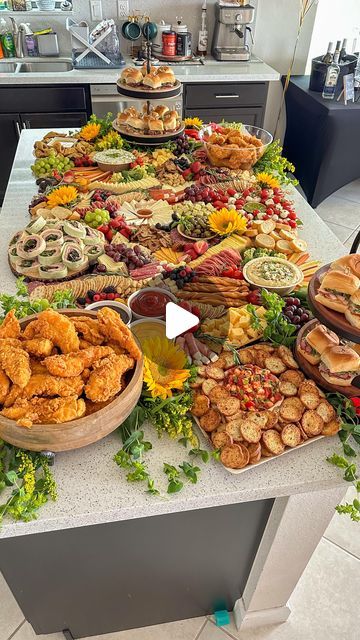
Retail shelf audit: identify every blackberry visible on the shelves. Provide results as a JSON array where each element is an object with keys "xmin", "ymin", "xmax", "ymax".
[
  {"xmin": 87, "ymin": 289, "xmax": 96, "ymax": 299},
  {"xmin": 77, "ymin": 297, "xmax": 86, "ymax": 306}
]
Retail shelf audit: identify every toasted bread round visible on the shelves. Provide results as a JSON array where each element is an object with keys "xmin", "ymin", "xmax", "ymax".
[
  {"xmin": 316, "ymin": 400, "xmax": 336, "ymax": 423},
  {"xmin": 240, "ymin": 420, "xmax": 262, "ymax": 444},
  {"xmin": 217, "ymin": 396, "xmax": 241, "ymax": 417},
  {"xmin": 253, "ymin": 343, "xmax": 275, "ymax": 352},
  {"xmin": 199, "ymin": 408, "xmax": 222, "ymax": 432},
  {"xmin": 263, "ymin": 408, "xmax": 279, "ymax": 429},
  {"xmin": 220, "ymin": 443, "xmax": 249, "ymax": 469},
  {"xmin": 209, "ymin": 384, "xmax": 229, "ymax": 404},
  {"xmin": 277, "ymin": 345, "xmax": 299, "ymax": 369},
  {"xmin": 192, "ymin": 394, "xmax": 210, "ymax": 417},
  {"xmin": 280, "ymin": 369, "xmax": 305, "ymax": 387},
  {"xmin": 262, "ymin": 429, "xmax": 285, "ymax": 455},
  {"xmin": 216, "ymin": 352, "xmax": 236, "ymax": 369},
  {"xmin": 301, "ymin": 410, "xmax": 324, "ymax": 436},
  {"xmin": 225, "ymin": 419, "xmax": 243, "ymax": 442},
  {"xmin": 211, "ymin": 430, "xmax": 232, "ymax": 449},
  {"xmin": 190, "ymin": 376, "xmax": 205, "ymax": 389},
  {"xmin": 321, "ymin": 418, "xmax": 341, "ymax": 436},
  {"xmin": 279, "ymin": 380, "xmax": 298, "ymax": 397},
  {"xmin": 280, "ymin": 397, "xmax": 304, "ymax": 422},
  {"xmin": 299, "ymin": 380, "xmax": 319, "ymax": 396},
  {"xmin": 261, "ymin": 444, "xmax": 273, "ymax": 457},
  {"xmin": 248, "ymin": 442, "xmax": 262, "ymax": 464},
  {"xmin": 300, "ymin": 391, "xmax": 320, "ymax": 410},
  {"xmin": 248, "ymin": 411, "xmax": 268, "ymax": 429},
  {"xmin": 197, "ymin": 365, "xmax": 207, "ymax": 378},
  {"xmin": 253, "ymin": 351, "xmax": 268, "ymax": 368},
  {"xmin": 202, "ymin": 378, "xmax": 218, "ymax": 397},
  {"xmin": 206, "ymin": 365, "xmax": 225, "ymax": 381},
  {"xmin": 265, "ymin": 356, "xmax": 287, "ymax": 375},
  {"xmin": 298, "ymin": 424, "xmax": 309, "ymax": 441},
  {"xmin": 238, "ymin": 349, "xmax": 255, "ymax": 365},
  {"xmin": 281, "ymin": 424, "xmax": 302, "ymax": 448}
]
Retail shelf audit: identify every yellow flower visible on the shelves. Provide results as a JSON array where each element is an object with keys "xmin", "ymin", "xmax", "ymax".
[
  {"xmin": 184, "ymin": 117, "xmax": 203, "ymax": 129},
  {"xmin": 46, "ymin": 185, "xmax": 78, "ymax": 208},
  {"xmin": 79, "ymin": 122, "xmax": 101, "ymax": 141},
  {"xmin": 256, "ymin": 172, "xmax": 280, "ymax": 189},
  {"xmin": 143, "ymin": 337, "xmax": 190, "ymax": 400},
  {"xmin": 208, "ymin": 208, "xmax": 247, "ymax": 236}
]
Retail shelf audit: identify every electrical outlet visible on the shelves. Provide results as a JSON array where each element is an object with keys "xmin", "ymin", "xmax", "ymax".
[
  {"xmin": 118, "ymin": 0, "xmax": 130, "ymax": 19},
  {"xmin": 90, "ymin": 0, "xmax": 103, "ymax": 21}
]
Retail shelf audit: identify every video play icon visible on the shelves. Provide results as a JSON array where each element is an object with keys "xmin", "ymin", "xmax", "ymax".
[{"xmin": 165, "ymin": 302, "xmax": 199, "ymax": 340}]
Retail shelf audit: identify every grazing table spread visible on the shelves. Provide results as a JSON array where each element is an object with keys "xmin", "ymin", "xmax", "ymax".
[{"xmin": 0, "ymin": 84, "xmax": 356, "ymax": 637}]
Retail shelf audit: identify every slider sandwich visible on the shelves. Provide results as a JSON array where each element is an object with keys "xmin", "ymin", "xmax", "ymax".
[
  {"xmin": 319, "ymin": 345, "xmax": 360, "ymax": 386},
  {"xmin": 345, "ymin": 290, "xmax": 360, "ymax": 329},
  {"xmin": 298, "ymin": 323, "xmax": 339, "ymax": 365},
  {"xmin": 330, "ymin": 254, "xmax": 360, "ymax": 279},
  {"xmin": 315, "ymin": 270, "xmax": 360, "ymax": 313}
]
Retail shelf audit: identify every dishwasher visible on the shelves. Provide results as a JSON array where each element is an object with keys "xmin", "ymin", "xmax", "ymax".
[{"xmin": 90, "ymin": 84, "xmax": 184, "ymax": 120}]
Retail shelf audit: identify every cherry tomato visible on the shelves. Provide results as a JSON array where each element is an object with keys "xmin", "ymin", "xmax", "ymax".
[
  {"xmin": 288, "ymin": 220, "xmax": 297, "ymax": 228},
  {"xmin": 227, "ymin": 188, "xmax": 237, "ymax": 196},
  {"xmin": 242, "ymin": 189, "xmax": 251, "ymax": 197},
  {"xmin": 288, "ymin": 211, "xmax": 297, "ymax": 220},
  {"xmin": 261, "ymin": 189, "xmax": 269, "ymax": 199}
]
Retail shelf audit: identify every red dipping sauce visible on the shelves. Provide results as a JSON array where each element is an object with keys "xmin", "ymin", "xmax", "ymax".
[{"xmin": 130, "ymin": 290, "xmax": 172, "ymax": 318}]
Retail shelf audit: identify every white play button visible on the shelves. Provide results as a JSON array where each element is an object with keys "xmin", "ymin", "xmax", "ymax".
[{"xmin": 165, "ymin": 302, "xmax": 199, "ymax": 340}]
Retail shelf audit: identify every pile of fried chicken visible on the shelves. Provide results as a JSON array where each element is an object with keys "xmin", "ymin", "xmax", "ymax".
[
  {"xmin": 206, "ymin": 127, "xmax": 264, "ymax": 170},
  {"xmin": 0, "ymin": 307, "xmax": 141, "ymax": 427}
]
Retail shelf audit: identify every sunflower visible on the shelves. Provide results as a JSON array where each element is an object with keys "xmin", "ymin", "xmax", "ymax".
[
  {"xmin": 208, "ymin": 208, "xmax": 247, "ymax": 236},
  {"xmin": 79, "ymin": 122, "xmax": 101, "ymax": 141},
  {"xmin": 256, "ymin": 172, "xmax": 280, "ymax": 189},
  {"xmin": 143, "ymin": 337, "xmax": 190, "ymax": 400},
  {"xmin": 184, "ymin": 116, "xmax": 203, "ymax": 129},
  {"xmin": 46, "ymin": 185, "xmax": 78, "ymax": 208}
]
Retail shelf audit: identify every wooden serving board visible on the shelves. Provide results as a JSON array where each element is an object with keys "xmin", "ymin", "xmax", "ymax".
[
  {"xmin": 308, "ymin": 263, "xmax": 360, "ymax": 343},
  {"xmin": 113, "ymin": 120, "xmax": 184, "ymax": 145},
  {"xmin": 295, "ymin": 319, "xmax": 360, "ymax": 397},
  {"xmin": 116, "ymin": 79, "xmax": 182, "ymax": 100},
  {"xmin": 9, "ymin": 258, "xmax": 90, "ymax": 284},
  {"xmin": 0, "ymin": 310, "xmax": 143, "ymax": 452}
]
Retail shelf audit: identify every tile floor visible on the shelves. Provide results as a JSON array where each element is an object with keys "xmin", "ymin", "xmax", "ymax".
[{"xmin": 1, "ymin": 183, "xmax": 360, "ymax": 640}]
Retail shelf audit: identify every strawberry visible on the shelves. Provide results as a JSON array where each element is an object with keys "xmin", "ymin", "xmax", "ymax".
[
  {"xmin": 193, "ymin": 240, "xmax": 209, "ymax": 255},
  {"xmin": 190, "ymin": 161, "xmax": 202, "ymax": 174}
]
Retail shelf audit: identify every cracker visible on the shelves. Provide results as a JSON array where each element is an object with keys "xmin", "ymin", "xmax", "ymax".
[
  {"xmin": 206, "ymin": 365, "xmax": 225, "ymax": 381},
  {"xmin": 253, "ymin": 351, "xmax": 268, "ymax": 368},
  {"xmin": 209, "ymin": 384, "xmax": 229, "ymax": 404},
  {"xmin": 225, "ymin": 419, "xmax": 243, "ymax": 442},
  {"xmin": 240, "ymin": 420, "xmax": 262, "ymax": 444},
  {"xmin": 277, "ymin": 345, "xmax": 299, "ymax": 369},
  {"xmin": 280, "ymin": 369, "xmax": 305, "ymax": 387},
  {"xmin": 253, "ymin": 344, "xmax": 275, "ymax": 352},
  {"xmin": 192, "ymin": 394, "xmax": 210, "ymax": 418},
  {"xmin": 216, "ymin": 352, "xmax": 236, "ymax": 369},
  {"xmin": 262, "ymin": 429, "xmax": 285, "ymax": 455},
  {"xmin": 220, "ymin": 443, "xmax": 249, "ymax": 469},
  {"xmin": 281, "ymin": 424, "xmax": 302, "ymax": 448},
  {"xmin": 280, "ymin": 397, "xmax": 304, "ymax": 422},
  {"xmin": 199, "ymin": 408, "xmax": 221, "ymax": 432},
  {"xmin": 279, "ymin": 381, "xmax": 298, "ymax": 397},
  {"xmin": 316, "ymin": 400, "xmax": 336, "ymax": 423},
  {"xmin": 248, "ymin": 442, "xmax": 262, "ymax": 464},
  {"xmin": 238, "ymin": 348, "xmax": 255, "ymax": 365},
  {"xmin": 299, "ymin": 380, "xmax": 318, "ymax": 396},
  {"xmin": 217, "ymin": 396, "xmax": 241, "ymax": 417},
  {"xmin": 211, "ymin": 430, "xmax": 232, "ymax": 449},
  {"xmin": 261, "ymin": 444, "xmax": 273, "ymax": 457},
  {"xmin": 265, "ymin": 356, "xmax": 287, "ymax": 375},
  {"xmin": 300, "ymin": 391, "xmax": 320, "ymax": 410},
  {"xmin": 263, "ymin": 409, "xmax": 279, "ymax": 430},
  {"xmin": 322, "ymin": 418, "xmax": 341, "ymax": 436},
  {"xmin": 202, "ymin": 378, "xmax": 218, "ymax": 397},
  {"xmin": 248, "ymin": 411, "xmax": 268, "ymax": 429},
  {"xmin": 190, "ymin": 376, "xmax": 205, "ymax": 389},
  {"xmin": 301, "ymin": 410, "xmax": 324, "ymax": 436},
  {"xmin": 197, "ymin": 365, "xmax": 207, "ymax": 377}
]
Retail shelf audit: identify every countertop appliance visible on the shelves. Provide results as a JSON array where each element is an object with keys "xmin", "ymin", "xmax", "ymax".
[{"xmin": 212, "ymin": 0, "xmax": 256, "ymax": 62}]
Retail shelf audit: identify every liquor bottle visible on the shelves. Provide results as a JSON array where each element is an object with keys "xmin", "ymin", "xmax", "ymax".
[
  {"xmin": 197, "ymin": 0, "xmax": 208, "ymax": 57},
  {"xmin": 340, "ymin": 38, "xmax": 348, "ymax": 61},
  {"xmin": 322, "ymin": 41, "xmax": 334, "ymax": 64},
  {"xmin": 322, "ymin": 50, "xmax": 341, "ymax": 99}
]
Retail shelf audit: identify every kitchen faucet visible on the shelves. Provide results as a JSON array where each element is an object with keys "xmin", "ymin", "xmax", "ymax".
[{"xmin": 9, "ymin": 17, "xmax": 24, "ymax": 58}]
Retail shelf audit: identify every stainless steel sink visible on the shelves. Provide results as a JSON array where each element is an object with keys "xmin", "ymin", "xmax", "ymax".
[
  {"xmin": 18, "ymin": 60, "xmax": 73, "ymax": 72},
  {"xmin": 0, "ymin": 62, "xmax": 21, "ymax": 73}
]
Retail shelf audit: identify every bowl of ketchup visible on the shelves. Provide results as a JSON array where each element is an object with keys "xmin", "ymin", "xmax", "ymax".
[{"xmin": 127, "ymin": 287, "xmax": 177, "ymax": 320}]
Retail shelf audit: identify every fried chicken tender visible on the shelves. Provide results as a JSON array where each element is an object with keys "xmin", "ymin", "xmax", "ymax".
[
  {"xmin": 71, "ymin": 317, "xmax": 104, "ymax": 346},
  {"xmin": 1, "ymin": 396, "xmax": 86, "ymax": 426},
  {"xmin": 22, "ymin": 338, "xmax": 54, "ymax": 358},
  {"xmin": 97, "ymin": 307, "xmax": 141, "ymax": 360},
  {"xmin": 4, "ymin": 373, "xmax": 84, "ymax": 407},
  {"xmin": 0, "ymin": 342, "xmax": 31, "ymax": 389},
  {"xmin": 0, "ymin": 369, "xmax": 10, "ymax": 404},
  {"xmin": 85, "ymin": 353, "xmax": 134, "ymax": 403},
  {"xmin": 30, "ymin": 358, "xmax": 48, "ymax": 375},
  {"xmin": 22, "ymin": 309, "xmax": 80, "ymax": 354},
  {"xmin": 0, "ymin": 310, "xmax": 21, "ymax": 339},
  {"xmin": 42, "ymin": 345, "xmax": 114, "ymax": 377}
]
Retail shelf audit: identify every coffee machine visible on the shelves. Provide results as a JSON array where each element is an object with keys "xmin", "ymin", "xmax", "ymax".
[{"xmin": 212, "ymin": 0, "xmax": 256, "ymax": 62}]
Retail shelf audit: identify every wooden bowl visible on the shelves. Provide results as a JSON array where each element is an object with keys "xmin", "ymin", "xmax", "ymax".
[
  {"xmin": 295, "ymin": 319, "xmax": 360, "ymax": 397},
  {"xmin": 177, "ymin": 224, "xmax": 217, "ymax": 242},
  {"xmin": 0, "ymin": 309, "xmax": 143, "ymax": 452}
]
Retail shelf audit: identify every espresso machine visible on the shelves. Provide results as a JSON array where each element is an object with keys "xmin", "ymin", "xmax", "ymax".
[{"xmin": 212, "ymin": 0, "xmax": 256, "ymax": 62}]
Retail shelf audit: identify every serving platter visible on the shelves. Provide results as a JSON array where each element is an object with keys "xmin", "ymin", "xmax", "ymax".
[
  {"xmin": 295, "ymin": 319, "xmax": 360, "ymax": 397},
  {"xmin": 9, "ymin": 258, "xmax": 90, "ymax": 284},
  {"xmin": 116, "ymin": 79, "xmax": 182, "ymax": 100},
  {"xmin": 308, "ymin": 263, "xmax": 360, "ymax": 343},
  {"xmin": 112, "ymin": 120, "xmax": 185, "ymax": 145},
  {"xmin": 0, "ymin": 310, "xmax": 144, "ymax": 452}
]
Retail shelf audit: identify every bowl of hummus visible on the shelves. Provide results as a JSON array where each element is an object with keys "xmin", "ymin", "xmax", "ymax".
[{"xmin": 243, "ymin": 256, "xmax": 303, "ymax": 295}]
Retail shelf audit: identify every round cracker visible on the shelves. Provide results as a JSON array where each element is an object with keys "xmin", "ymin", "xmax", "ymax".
[
  {"xmin": 217, "ymin": 396, "xmax": 241, "ymax": 417},
  {"xmin": 300, "ymin": 391, "xmax": 320, "ymax": 410},
  {"xmin": 220, "ymin": 443, "xmax": 250, "ymax": 469},
  {"xmin": 261, "ymin": 444, "xmax": 273, "ymax": 458},
  {"xmin": 281, "ymin": 423, "xmax": 302, "ymax": 448},
  {"xmin": 216, "ymin": 352, "xmax": 235, "ymax": 369},
  {"xmin": 280, "ymin": 369, "xmax": 305, "ymax": 387},
  {"xmin": 212, "ymin": 430, "xmax": 232, "ymax": 449},
  {"xmin": 248, "ymin": 411, "xmax": 268, "ymax": 429},
  {"xmin": 322, "ymin": 418, "xmax": 341, "ymax": 436},
  {"xmin": 202, "ymin": 378, "xmax": 218, "ymax": 397},
  {"xmin": 225, "ymin": 419, "xmax": 243, "ymax": 442},
  {"xmin": 277, "ymin": 345, "xmax": 299, "ymax": 369},
  {"xmin": 265, "ymin": 356, "xmax": 287, "ymax": 375},
  {"xmin": 206, "ymin": 365, "xmax": 225, "ymax": 381},
  {"xmin": 301, "ymin": 410, "xmax": 324, "ymax": 436},
  {"xmin": 316, "ymin": 400, "xmax": 336, "ymax": 423},
  {"xmin": 209, "ymin": 384, "xmax": 229, "ymax": 404},
  {"xmin": 199, "ymin": 408, "xmax": 221, "ymax": 433},
  {"xmin": 248, "ymin": 442, "xmax": 262, "ymax": 464},
  {"xmin": 190, "ymin": 376, "xmax": 205, "ymax": 389},
  {"xmin": 262, "ymin": 429, "xmax": 285, "ymax": 455},
  {"xmin": 192, "ymin": 394, "xmax": 210, "ymax": 417},
  {"xmin": 279, "ymin": 380, "xmax": 298, "ymax": 397},
  {"xmin": 263, "ymin": 408, "xmax": 279, "ymax": 430},
  {"xmin": 279, "ymin": 397, "xmax": 304, "ymax": 422},
  {"xmin": 238, "ymin": 349, "xmax": 255, "ymax": 365},
  {"xmin": 240, "ymin": 420, "xmax": 262, "ymax": 444}
]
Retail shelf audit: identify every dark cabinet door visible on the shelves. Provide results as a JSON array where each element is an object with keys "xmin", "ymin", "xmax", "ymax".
[
  {"xmin": 0, "ymin": 113, "xmax": 21, "ymax": 205},
  {"xmin": 21, "ymin": 111, "xmax": 88, "ymax": 130},
  {"xmin": 184, "ymin": 107, "xmax": 264, "ymax": 127}
]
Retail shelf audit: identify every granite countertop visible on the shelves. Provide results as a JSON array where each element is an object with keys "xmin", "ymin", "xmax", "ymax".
[
  {"xmin": 0, "ymin": 129, "xmax": 345, "ymax": 539},
  {"xmin": 0, "ymin": 56, "xmax": 280, "ymax": 84}
]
